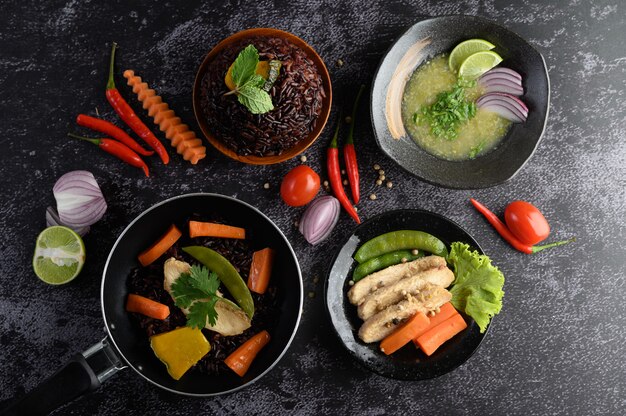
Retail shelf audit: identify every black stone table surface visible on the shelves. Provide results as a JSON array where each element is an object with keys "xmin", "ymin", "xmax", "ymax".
[{"xmin": 1, "ymin": 1, "xmax": 624, "ymax": 415}]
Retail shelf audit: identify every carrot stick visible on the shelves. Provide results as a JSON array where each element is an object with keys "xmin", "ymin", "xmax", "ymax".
[
  {"xmin": 224, "ymin": 330, "xmax": 271, "ymax": 377},
  {"xmin": 416, "ymin": 313, "xmax": 467, "ymax": 356},
  {"xmin": 412, "ymin": 302, "xmax": 459, "ymax": 346},
  {"xmin": 247, "ymin": 248, "xmax": 275, "ymax": 294},
  {"xmin": 126, "ymin": 294, "xmax": 170, "ymax": 320},
  {"xmin": 379, "ymin": 312, "xmax": 430, "ymax": 355},
  {"xmin": 137, "ymin": 224, "xmax": 182, "ymax": 266},
  {"xmin": 188, "ymin": 221, "xmax": 246, "ymax": 239}
]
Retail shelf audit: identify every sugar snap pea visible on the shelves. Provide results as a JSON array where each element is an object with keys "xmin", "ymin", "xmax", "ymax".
[
  {"xmin": 354, "ymin": 230, "xmax": 448, "ymax": 263},
  {"xmin": 352, "ymin": 249, "xmax": 424, "ymax": 282},
  {"xmin": 183, "ymin": 246, "xmax": 254, "ymax": 318}
]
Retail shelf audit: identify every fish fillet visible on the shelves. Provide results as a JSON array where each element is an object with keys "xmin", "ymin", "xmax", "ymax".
[
  {"xmin": 357, "ymin": 266, "xmax": 454, "ymax": 320},
  {"xmin": 358, "ymin": 284, "xmax": 451, "ymax": 343},
  {"xmin": 348, "ymin": 255, "xmax": 447, "ymax": 305}
]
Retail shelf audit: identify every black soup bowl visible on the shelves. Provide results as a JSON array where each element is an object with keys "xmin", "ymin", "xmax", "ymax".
[
  {"xmin": 371, "ymin": 15, "xmax": 550, "ymax": 189},
  {"xmin": 5, "ymin": 194, "xmax": 303, "ymax": 415},
  {"xmin": 325, "ymin": 209, "xmax": 489, "ymax": 380}
]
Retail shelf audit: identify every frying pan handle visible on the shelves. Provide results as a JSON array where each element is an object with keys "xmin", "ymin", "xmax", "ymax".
[{"xmin": 2, "ymin": 337, "xmax": 125, "ymax": 416}]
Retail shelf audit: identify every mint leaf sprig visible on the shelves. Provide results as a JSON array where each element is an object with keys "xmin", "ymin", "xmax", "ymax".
[
  {"xmin": 224, "ymin": 44, "xmax": 274, "ymax": 114},
  {"xmin": 171, "ymin": 265, "xmax": 221, "ymax": 329}
]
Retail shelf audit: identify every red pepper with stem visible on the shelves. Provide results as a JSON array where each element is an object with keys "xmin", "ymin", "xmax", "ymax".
[
  {"xmin": 328, "ymin": 111, "xmax": 360, "ymax": 224},
  {"xmin": 76, "ymin": 114, "xmax": 154, "ymax": 156},
  {"xmin": 470, "ymin": 198, "xmax": 574, "ymax": 254},
  {"xmin": 105, "ymin": 42, "xmax": 169, "ymax": 164},
  {"xmin": 68, "ymin": 133, "xmax": 150, "ymax": 177},
  {"xmin": 344, "ymin": 84, "xmax": 365, "ymax": 204}
]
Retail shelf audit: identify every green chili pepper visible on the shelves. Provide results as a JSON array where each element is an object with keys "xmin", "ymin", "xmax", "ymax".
[
  {"xmin": 352, "ymin": 249, "xmax": 424, "ymax": 282},
  {"xmin": 183, "ymin": 246, "xmax": 254, "ymax": 318},
  {"xmin": 354, "ymin": 230, "xmax": 448, "ymax": 263}
]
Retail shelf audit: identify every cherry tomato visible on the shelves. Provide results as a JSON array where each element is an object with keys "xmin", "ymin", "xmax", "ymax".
[
  {"xmin": 504, "ymin": 200, "xmax": 550, "ymax": 245},
  {"xmin": 280, "ymin": 165, "xmax": 320, "ymax": 207}
]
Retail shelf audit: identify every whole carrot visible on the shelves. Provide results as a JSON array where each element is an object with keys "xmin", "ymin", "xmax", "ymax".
[
  {"xmin": 344, "ymin": 85, "xmax": 365, "ymax": 204},
  {"xmin": 76, "ymin": 114, "xmax": 154, "ymax": 156},
  {"xmin": 328, "ymin": 111, "xmax": 360, "ymax": 224},
  {"xmin": 105, "ymin": 42, "xmax": 169, "ymax": 164},
  {"xmin": 68, "ymin": 133, "xmax": 150, "ymax": 177},
  {"xmin": 470, "ymin": 198, "xmax": 574, "ymax": 254}
]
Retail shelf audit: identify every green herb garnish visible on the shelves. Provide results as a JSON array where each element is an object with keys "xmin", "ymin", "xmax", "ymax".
[
  {"xmin": 413, "ymin": 82, "xmax": 476, "ymax": 141},
  {"xmin": 171, "ymin": 265, "xmax": 221, "ymax": 329},
  {"xmin": 468, "ymin": 140, "xmax": 485, "ymax": 159},
  {"xmin": 226, "ymin": 44, "xmax": 274, "ymax": 114}
]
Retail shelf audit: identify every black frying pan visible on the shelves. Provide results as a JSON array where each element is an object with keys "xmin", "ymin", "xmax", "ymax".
[{"xmin": 3, "ymin": 193, "xmax": 303, "ymax": 415}]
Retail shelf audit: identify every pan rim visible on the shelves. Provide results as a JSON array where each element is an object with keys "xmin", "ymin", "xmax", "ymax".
[{"xmin": 100, "ymin": 192, "xmax": 304, "ymax": 397}]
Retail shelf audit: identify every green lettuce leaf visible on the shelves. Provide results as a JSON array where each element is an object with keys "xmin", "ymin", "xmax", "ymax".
[{"xmin": 449, "ymin": 242, "xmax": 504, "ymax": 333}]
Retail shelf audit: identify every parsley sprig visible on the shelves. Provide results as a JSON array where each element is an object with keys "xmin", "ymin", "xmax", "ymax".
[
  {"xmin": 225, "ymin": 44, "xmax": 274, "ymax": 114},
  {"xmin": 413, "ymin": 82, "xmax": 477, "ymax": 141},
  {"xmin": 171, "ymin": 265, "xmax": 221, "ymax": 329}
]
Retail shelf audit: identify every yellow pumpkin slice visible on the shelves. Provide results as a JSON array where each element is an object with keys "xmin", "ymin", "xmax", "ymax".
[{"xmin": 150, "ymin": 326, "xmax": 210, "ymax": 380}]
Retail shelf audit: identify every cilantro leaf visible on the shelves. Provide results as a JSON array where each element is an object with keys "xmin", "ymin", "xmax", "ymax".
[
  {"xmin": 188, "ymin": 265, "xmax": 220, "ymax": 295},
  {"xmin": 171, "ymin": 273, "xmax": 207, "ymax": 309},
  {"xmin": 448, "ymin": 242, "xmax": 505, "ymax": 333},
  {"xmin": 187, "ymin": 297, "xmax": 219, "ymax": 329},
  {"xmin": 170, "ymin": 264, "xmax": 221, "ymax": 328},
  {"xmin": 231, "ymin": 44, "xmax": 258, "ymax": 88},
  {"xmin": 237, "ymin": 85, "xmax": 274, "ymax": 114}
]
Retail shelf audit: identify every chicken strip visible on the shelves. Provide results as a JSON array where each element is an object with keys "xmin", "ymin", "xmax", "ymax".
[
  {"xmin": 358, "ymin": 284, "xmax": 451, "ymax": 343},
  {"xmin": 163, "ymin": 257, "xmax": 251, "ymax": 336},
  {"xmin": 348, "ymin": 255, "xmax": 447, "ymax": 305},
  {"xmin": 357, "ymin": 265, "xmax": 454, "ymax": 320}
]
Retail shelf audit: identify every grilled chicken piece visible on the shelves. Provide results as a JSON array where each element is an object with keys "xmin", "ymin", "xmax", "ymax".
[
  {"xmin": 163, "ymin": 258, "xmax": 251, "ymax": 336},
  {"xmin": 358, "ymin": 284, "xmax": 451, "ymax": 343},
  {"xmin": 348, "ymin": 255, "xmax": 447, "ymax": 305},
  {"xmin": 357, "ymin": 266, "xmax": 454, "ymax": 320}
]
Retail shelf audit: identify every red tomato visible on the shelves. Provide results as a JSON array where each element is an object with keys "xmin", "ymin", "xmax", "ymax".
[
  {"xmin": 504, "ymin": 201, "xmax": 550, "ymax": 245},
  {"xmin": 280, "ymin": 165, "xmax": 320, "ymax": 207}
]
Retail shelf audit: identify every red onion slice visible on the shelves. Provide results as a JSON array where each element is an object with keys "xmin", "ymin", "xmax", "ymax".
[
  {"xmin": 299, "ymin": 196, "xmax": 340, "ymax": 245},
  {"xmin": 476, "ymin": 92, "xmax": 529, "ymax": 123},
  {"xmin": 53, "ymin": 171, "xmax": 107, "ymax": 229},
  {"xmin": 479, "ymin": 68, "xmax": 524, "ymax": 96}
]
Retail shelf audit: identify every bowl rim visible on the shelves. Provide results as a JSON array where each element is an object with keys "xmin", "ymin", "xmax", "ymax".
[
  {"xmin": 192, "ymin": 27, "xmax": 332, "ymax": 165},
  {"xmin": 370, "ymin": 14, "xmax": 551, "ymax": 189}
]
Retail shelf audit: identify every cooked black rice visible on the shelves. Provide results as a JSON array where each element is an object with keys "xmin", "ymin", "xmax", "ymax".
[
  {"xmin": 200, "ymin": 35, "xmax": 325, "ymax": 157},
  {"xmin": 127, "ymin": 216, "xmax": 279, "ymax": 376}
]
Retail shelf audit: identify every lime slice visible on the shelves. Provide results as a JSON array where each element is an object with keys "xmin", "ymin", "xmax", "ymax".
[
  {"xmin": 448, "ymin": 39, "xmax": 495, "ymax": 72},
  {"xmin": 458, "ymin": 50, "xmax": 503, "ymax": 80},
  {"xmin": 33, "ymin": 226, "xmax": 86, "ymax": 285}
]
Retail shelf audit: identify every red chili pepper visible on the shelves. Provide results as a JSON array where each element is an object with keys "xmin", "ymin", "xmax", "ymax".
[
  {"xmin": 105, "ymin": 42, "xmax": 169, "ymax": 164},
  {"xmin": 328, "ymin": 112, "xmax": 360, "ymax": 224},
  {"xmin": 344, "ymin": 84, "xmax": 365, "ymax": 204},
  {"xmin": 68, "ymin": 133, "xmax": 150, "ymax": 177},
  {"xmin": 470, "ymin": 198, "xmax": 574, "ymax": 254},
  {"xmin": 76, "ymin": 114, "xmax": 154, "ymax": 157}
]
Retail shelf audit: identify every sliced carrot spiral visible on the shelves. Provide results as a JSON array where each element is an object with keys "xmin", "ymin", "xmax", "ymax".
[{"xmin": 123, "ymin": 70, "xmax": 206, "ymax": 164}]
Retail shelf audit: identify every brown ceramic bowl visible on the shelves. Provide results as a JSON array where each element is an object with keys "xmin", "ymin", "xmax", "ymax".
[{"xmin": 193, "ymin": 28, "xmax": 332, "ymax": 165}]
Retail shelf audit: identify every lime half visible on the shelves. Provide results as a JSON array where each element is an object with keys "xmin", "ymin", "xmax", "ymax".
[
  {"xmin": 448, "ymin": 39, "xmax": 495, "ymax": 72},
  {"xmin": 458, "ymin": 50, "xmax": 503, "ymax": 80},
  {"xmin": 33, "ymin": 226, "xmax": 86, "ymax": 285}
]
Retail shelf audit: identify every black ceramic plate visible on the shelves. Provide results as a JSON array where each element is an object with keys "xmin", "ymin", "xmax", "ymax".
[
  {"xmin": 371, "ymin": 15, "xmax": 550, "ymax": 189},
  {"xmin": 325, "ymin": 209, "xmax": 488, "ymax": 380}
]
